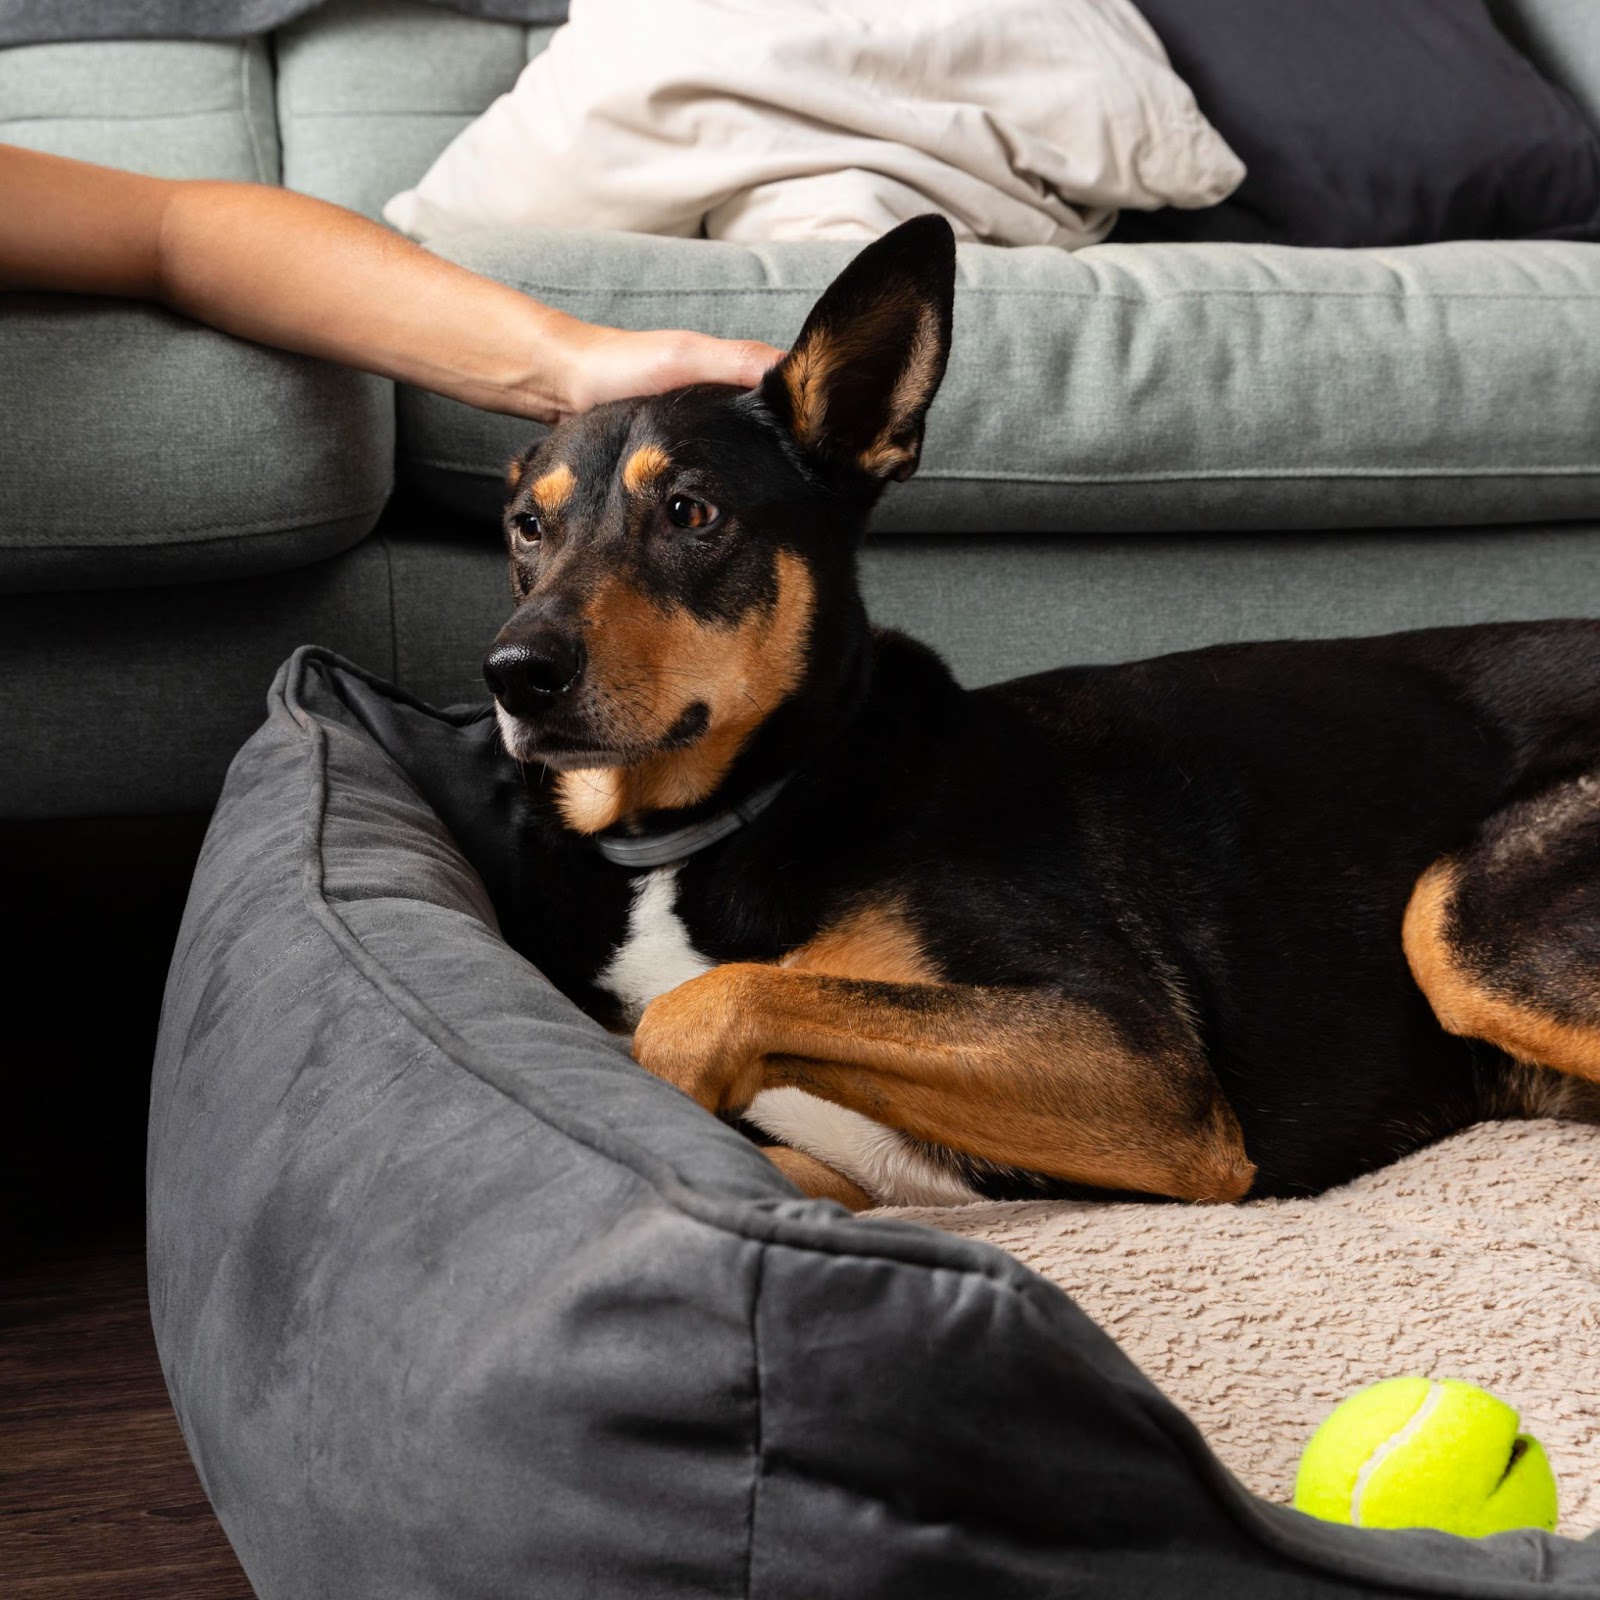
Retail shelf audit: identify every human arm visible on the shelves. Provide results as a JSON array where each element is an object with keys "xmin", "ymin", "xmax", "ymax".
[{"xmin": 0, "ymin": 144, "xmax": 782, "ymax": 421}]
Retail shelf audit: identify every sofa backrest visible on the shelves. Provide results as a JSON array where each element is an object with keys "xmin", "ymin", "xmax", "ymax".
[
  {"xmin": 274, "ymin": 1, "xmax": 1600, "ymax": 223},
  {"xmin": 0, "ymin": 0, "xmax": 554, "ymax": 215},
  {"xmin": 0, "ymin": 34, "xmax": 280, "ymax": 182},
  {"xmin": 4, "ymin": 1, "xmax": 1600, "ymax": 220},
  {"xmin": 274, "ymin": 0, "xmax": 556, "ymax": 218},
  {"xmin": 1492, "ymin": 0, "xmax": 1600, "ymax": 122}
]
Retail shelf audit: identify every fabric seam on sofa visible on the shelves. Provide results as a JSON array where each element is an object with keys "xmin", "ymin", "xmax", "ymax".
[
  {"xmin": 9, "ymin": 497, "xmax": 389, "ymax": 550},
  {"xmin": 273, "ymin": 646, "xmax": 1596, "ymax": 1599},
  {"xmin": 471, "ymin": 279, "xmax": 1600, "ymax": 308},
  {"xmin": 241, "ymin": 38, "xmax": 271, "ymax": 181},
  {"xmin": 405, "ymin": 455, "xmax": 1600, "ymax": 487},
  {"xmin": 0, "ymin": 108, "xmax": 258, "ymax": 123}
]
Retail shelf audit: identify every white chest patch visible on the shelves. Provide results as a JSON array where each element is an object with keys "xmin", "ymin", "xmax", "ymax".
[
  {"xmin": 597, "ymin": 867, "xmax": 713, "ymax": 1029},
  {"xmin": 600, "ymin": 868, "xmax": 982, "ymax": 1209}
]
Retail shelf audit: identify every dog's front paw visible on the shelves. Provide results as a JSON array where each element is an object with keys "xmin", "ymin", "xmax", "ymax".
[{"xmin": 632, "ymin": 963, "xmax": 767, "ymax": 1114}]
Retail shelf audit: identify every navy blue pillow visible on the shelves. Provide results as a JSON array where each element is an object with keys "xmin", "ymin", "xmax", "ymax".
[{"xmin": 1121, "ymin": 0, "xmax": 1600, "ymax": 246}]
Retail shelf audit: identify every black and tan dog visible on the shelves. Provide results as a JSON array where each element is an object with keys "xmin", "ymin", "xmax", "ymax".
[{"xmin": 483, "ymin": 215, "xmax": 1600, "ymax": 1211}]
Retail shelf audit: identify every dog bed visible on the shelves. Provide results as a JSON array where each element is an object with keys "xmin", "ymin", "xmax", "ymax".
[
  {"xmin": 878, "ymin": 1119, "xmax": 1600, "ymax": 1536},
  {"xmin": 148, "ymin": 647, "xmax": 1600, "ymax": 1598}
]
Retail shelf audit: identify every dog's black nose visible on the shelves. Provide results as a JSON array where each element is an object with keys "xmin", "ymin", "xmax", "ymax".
[{"xmin": 483, "ymin": 631, "xmax": 586, "ymax": 711}]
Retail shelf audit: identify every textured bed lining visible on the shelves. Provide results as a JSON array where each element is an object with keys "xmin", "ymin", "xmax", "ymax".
[{"xmin": 877, "ymin": 1119, "xmax": 1600, "ymax": 1536}]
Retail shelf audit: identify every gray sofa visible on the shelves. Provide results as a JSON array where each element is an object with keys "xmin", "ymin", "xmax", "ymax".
[{"xmin": 6, "ymin": 0, "xmax": 1600, "ymax": 820}]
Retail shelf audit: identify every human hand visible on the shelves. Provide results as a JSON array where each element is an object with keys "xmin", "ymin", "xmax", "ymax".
[
  {"xmin": 534, "ymin": 318, "xmax": 785, "ymax": 420},
  {"xmin": 0, "ymin": 146, "xmax": 788, "ymax": 424}
]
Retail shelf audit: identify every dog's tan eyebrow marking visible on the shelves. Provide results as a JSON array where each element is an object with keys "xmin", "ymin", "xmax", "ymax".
[
  {"xmin": 622, "ymin": 444, "xmax": 671, "ymax": 494},
  {"xmin": 530, "ymin": 462, "xmax": 576, "ymax": 512}
]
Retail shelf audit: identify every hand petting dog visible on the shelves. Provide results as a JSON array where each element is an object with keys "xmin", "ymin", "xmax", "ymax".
[{"xmin": 0, "ymin": 143, "xmax": 781, "ymax": 421}]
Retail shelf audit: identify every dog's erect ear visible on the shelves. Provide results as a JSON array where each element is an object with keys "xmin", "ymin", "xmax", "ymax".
[{"xmin": 760, "ymin": 214, "xmax": 955, "ymax": 484}]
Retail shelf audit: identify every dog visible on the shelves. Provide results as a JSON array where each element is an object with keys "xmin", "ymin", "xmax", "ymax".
[{"xmin": 483, "ymin": 214, "xmax": 1600, "ymax": 1212}]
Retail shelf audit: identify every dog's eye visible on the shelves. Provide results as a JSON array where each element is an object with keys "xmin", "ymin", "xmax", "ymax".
[
  {"xmin": 666, "ymin": 495, "xmax": 719, "ymax": 531},
  {"xmin": 509, "ymin": 511, "xmax": 543, "ymax": 548}
]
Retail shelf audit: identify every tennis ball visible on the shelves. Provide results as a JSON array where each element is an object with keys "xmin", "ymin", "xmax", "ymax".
[{"xmin": 1293, "ymin": 1378, "xmax": 1558, "ymax": 1537}]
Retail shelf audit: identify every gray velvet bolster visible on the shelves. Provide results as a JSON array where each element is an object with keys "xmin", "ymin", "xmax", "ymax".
[{"xmin": 147, "ymin": 646, "xmax": 1600, "ymax": 1597}]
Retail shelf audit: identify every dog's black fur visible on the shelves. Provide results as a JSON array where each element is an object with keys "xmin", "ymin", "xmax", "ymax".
[{"xmin": 485, "ymin": 216, "xmax": 1600, "ymax": 1207}]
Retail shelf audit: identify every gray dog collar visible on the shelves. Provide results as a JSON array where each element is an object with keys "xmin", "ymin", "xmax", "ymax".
[{"xmin": 592, "ymin": 777, "xmax": 791, "ymax": 869}]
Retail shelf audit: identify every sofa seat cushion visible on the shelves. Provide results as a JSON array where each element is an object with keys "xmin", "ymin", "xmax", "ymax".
[
  {"xmin": 0, "ymin": 34, "xmax": 394, "ymax": 591},
  {"xmin": 148, "ymin": 645, "xmax": 1600, "ymax": 1597},
  {"xmin": 0, "ymin": 297, "xmax": 393, "ymax": 592},
  {"xmin": 399, "ymin": 228, "xmax": 1600, "ymax": 536}
]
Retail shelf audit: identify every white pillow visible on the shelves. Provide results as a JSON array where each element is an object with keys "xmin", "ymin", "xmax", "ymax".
[{"xmin": 385, "ymin": 0, "xmax": 1244, "ymax": 249}]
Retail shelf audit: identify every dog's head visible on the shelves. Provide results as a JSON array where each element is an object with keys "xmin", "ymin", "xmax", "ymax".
[{"xmin": 484, "ymin": 214, "xmax": 955, "ymax": 832}]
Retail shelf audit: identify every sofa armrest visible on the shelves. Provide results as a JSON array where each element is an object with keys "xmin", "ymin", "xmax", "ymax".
[{"xmin": 0, "ymin": 297, "xmax": 393, "ymax": 593}]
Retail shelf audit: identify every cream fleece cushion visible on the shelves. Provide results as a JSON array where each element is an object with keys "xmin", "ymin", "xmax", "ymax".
[
  {"xmin": 876, "ymin": 1120, "xmax": 1600, "ymax": 1535},
  {"xmin": 385, "ymin": 0, "xmax": 1244, "ymax": 248}
]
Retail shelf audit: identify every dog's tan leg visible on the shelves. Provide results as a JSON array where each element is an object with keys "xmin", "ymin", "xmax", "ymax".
[
  {"xmin": 761, "ymin": 1144, "xmax": 871, "ymax": 1211},
  {"xmin": 633, "ymin": 964, "xmax": 1255, "ymax": 1203},
  {"xmin": 1406, "ymin": 788, "xmax": 1600, "ymax": 1089}
]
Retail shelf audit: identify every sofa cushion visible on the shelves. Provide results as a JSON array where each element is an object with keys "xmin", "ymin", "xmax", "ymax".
[
  {"xmin": 0, "ymin": 33, "xmax": 395, "ymax": 591},
  {"xmin": 1494, "ymin": 0, "xmax": 1600, "ymax": 125},
  {"xmin": 383, "ymin": 0, "xmax": 1245, "ymax": 249},
  {"xmin": 0, "ymin": 37, "xmax": 279, "ymax": 180},
  {"xmin": 0, "ymin": 541, "xmax": 398, "ymax": 820},
  {"xmin": 0, "ymin": 297, "xmax": 393, "ymax": 592},
  {"xmin": 275, "ymin": 0, "xmax": 556, "ymax": 218},
  {"xmin": 398, "ymin": 228, "xmax": 1600, "ymax": 536},
  {"xmin": 1123, "ymin": 0, "xmax": 1600, "ymax": 248},
  {"xmin": 148, "ymin": 644, "xmax": 1600, "ymax": 1597},
  {"xmin": 0, "ymin": 0, "xmax": 567, "ymax": 49}
]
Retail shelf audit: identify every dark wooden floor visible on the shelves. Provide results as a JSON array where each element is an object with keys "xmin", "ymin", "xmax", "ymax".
[
  {"xmin": 1, "ymin": 817, "xmax": 254, "ymax": 1598},
  {"xmin": 2, "ymin": 1227, "xmax": 255, "ymax": 1599}
]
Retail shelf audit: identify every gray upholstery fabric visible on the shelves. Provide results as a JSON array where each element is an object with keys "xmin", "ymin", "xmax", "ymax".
[
  {"xmin": 859, "ymin": 524, "xmax": 1600, "ymax": 687},
  {"xmin": 1494, "ymin": 0, "xmax": 1600, "ymax": 121},
  {"xmin": 18, "ymin": 520, "xmax": 1600, "ymax": 823},
  {"xmin": 0, "ymin": 297, "xmax": 392, "ymax": 591},
  {"xmin": 0, "ymin": 35, "xmax": 279, "ymax": 179},
  {"xmin": 390, "ymin": 524, "xmax": 1600, "ymax": 707},
  {"xmin": 401, "ymin": 229, "xmax": 1600, "ymax": 536},
  {"xmin": 0, "ymin": 540, "xmax": 395, "ymax": 819},
  {"xmin": 275, "ymin": 0, "xmax": 555, "ymax": 217},
  {"xmin": 147, "ymin": 645, "xmax": 1600, "ymax": 1598},
  {"xmin": 0, "ymin": 35, "xmax": 395, "ymax": 592},
  {"xmin": 0, "ymin": 0, "xmax": 564, "ymax": 48}
]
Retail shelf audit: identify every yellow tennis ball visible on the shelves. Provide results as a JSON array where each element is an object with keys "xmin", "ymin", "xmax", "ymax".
[{"xmin": 1293, "ymin": 1378, "xmax": 1558, "ymax": 1537}]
